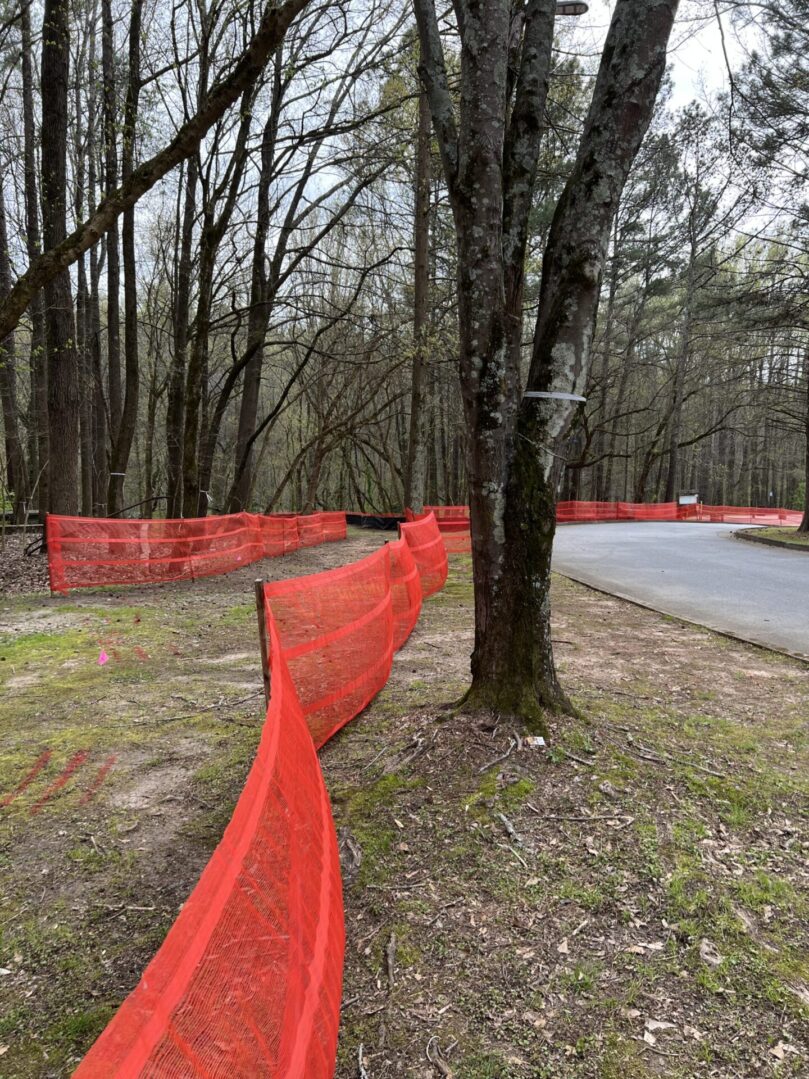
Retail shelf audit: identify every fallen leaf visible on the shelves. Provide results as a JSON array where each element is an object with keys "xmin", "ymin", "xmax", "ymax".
[
  {"xmin": 643, "ymin": 1030, "xmax": 657, "ymax": 1046},
  {"xmin": 770, "ymin": 1041, "xmax": 799, "ymax": 1060},
  {"xmin": 557, "ymin": 938, "xmax": 569, "ymax": 955},
  {"xmin": 645, "ymin": 1020, "xmax": 676, "ymax": 1033}
]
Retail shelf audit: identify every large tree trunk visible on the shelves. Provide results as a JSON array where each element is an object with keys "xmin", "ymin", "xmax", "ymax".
[
  {"xmin": 41, "ymin": 0, "xmax": 81, "ymax": 516},
  {"xmin": 417, "ymin": 0, "xmax": 678, "ymax": 729},
  {"xmin": 799, "ymin": 351, "xmax": 809, "ymax": 533},
  {"xmin": 0, "ymin": 185, "xmax": 30, "ymax": 521},
  {"xmin": 403, "ymin": 82, "xmax": 431, "ymax": 512},
  {"xmin": 21, "ymin": 2, "xmax": 47, "ymax": 512},
  {"xmin": 471, "ymin": 0, "xmax": 678, "ymax": 726},
  {"xmin": 229, "ymin": 55, "xmax": 284, "ymax": 513},
  {"xmin": 108, "ymin": 0, "xmax": 144, "ymax": 517},
  {"xmin": 102, "ymin": 0, "xmax": 121, "ymax": 451},
  {"xmin": 73, "ymin": 22, "xmax": 93, "ymax": 517},
  {"xmin": 166, "ymin": 158, "xmax": 198, "ymax": 517}
]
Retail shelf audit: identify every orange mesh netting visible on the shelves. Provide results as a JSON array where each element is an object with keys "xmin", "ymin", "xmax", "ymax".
[
  {"xmin": 421, "ymin": 501, "xmax": 802, "ymax": 528},
  {"xmin": 400, "ymin": 511, "xmax": 449, "ymax": 597},
  {"xmin": 407, "ymin": 507, "xmax": 471, "ymax": 555},
  {"xmin": 424, "ymin": 504, "xmax": 469, "ymax": 520},
  {"xmin": 46, "ymin": 511, "xmax": 347, "ymax": 594},
  {"xmin": 680, "ymin": 504, "xmax": 803, "ymax": 525},
  {"xmin": 74, "ymin": 614, "xmax": 344, "ymax": 1078},
  {"xmin": 555, "ymin": 500, "xmax": 803, "ymax": 525},
  {"xmin": 261, "ymin": 546, "xmax": 394, "ymax": 748},
  {"xmin": 388, "ymin": 537, "xmax": 423, "ymax": 649},
  {"xmin": 75, "ymin": 528, "xmax": 436, "ymax": 1077}
]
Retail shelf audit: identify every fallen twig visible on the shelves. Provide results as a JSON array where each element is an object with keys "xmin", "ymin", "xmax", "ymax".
[
  {"xmin": 385, "ymin": 932, "xmax": 396, "ymax": 991},
  {"xmin": 477, "ymin": 737, "xmax": 516, "ymax": 774},
  {"xmin": 426, "ymin": 1036, "xmax": 453, "ymax": 1077}
]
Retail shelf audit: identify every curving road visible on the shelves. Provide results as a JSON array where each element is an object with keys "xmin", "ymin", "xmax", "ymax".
[{"xmin": 551, "ymin": 522, "xmax": 809, "ymax": 660}]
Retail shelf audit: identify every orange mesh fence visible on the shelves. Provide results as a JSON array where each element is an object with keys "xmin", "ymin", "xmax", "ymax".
[
  {"xmin": 261, "ymin": 546, "xmax": 394, "ymax": 748},
  {"xmin": 401, "ymin": 511, "xmax": 449, "ymax": 597},
  {"xmin": 556, "ymin": 501, "xmax": 802, "ymax": 525},
  {"xmin": 46, "ymin": 512, "xmax": 347, "ymax": 594},
  {"xmin": 388, "ymin": 537, "xmax": 423, "ymax": 649},
  {"xmin": 74, "ymin": 522, "xmax": 442, "ymax": 1077},
  {"xmin": 424, "ymin": 504, "xmax": 469, "ymax": 520},
  {"xmin": 74, "ymin": 614, "xmax": 344, "ymax": 1078},
  {"xmin": 679, "ymin": 503, "xmax": 803, "ymax": 525},
  {"xmin": 296, "ymin": 513, "xmax": 325, "ymax": 547},
  {"xmin": 321, "ymin": 511, "xmax": 348, "ymax": 542},
  {"xmin": 407, "ymin": 507, "xmax": 471, "ymax": 554}
]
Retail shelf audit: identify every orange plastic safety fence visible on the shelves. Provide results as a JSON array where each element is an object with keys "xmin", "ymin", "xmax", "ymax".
[
  {"xmin": 262, "ymin": 546, "xmax": 395, "ymax": 749},
  {"xmin": 407, "ymin": 508, "xmax": 471, "ymax": 554},
  {"xmin": 424, "ymin": 504, "xmax": 469, "ymax": 520},
  {"xmin": 74, "ymin": 521, "xmax": 441, "ymax": 1078},
  {"xmin": 73, "ymin": 615, "xmax": 344, "ymax": 1079},
  {"xmin": 422, "ymin": 502, "xmax": 802, "ymax": 528},
  {"xmin": 46, "ymin": 512, "xmax": 347, "ymax": 594},
  {"xmin": 400, "ymin": 512, "xmax": 449, "ymax": 597},
  {"xmin": 679, "ymin": 503, "xmax": 803, "ymax": 525},
  {"xmin": 388, "ymin": 537, "xmax": 423, "ymax": 649}
]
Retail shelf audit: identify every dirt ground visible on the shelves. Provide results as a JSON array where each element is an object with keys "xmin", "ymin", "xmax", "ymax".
[{"xmin": 1, "ymin": 531, "xmax": 808, "ymax": 1077}]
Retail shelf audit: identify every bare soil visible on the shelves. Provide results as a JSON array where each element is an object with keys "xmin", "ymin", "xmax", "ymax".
[{"xmin": 1, "ymin": 535, "xmax": 808, "ymax": 1077}]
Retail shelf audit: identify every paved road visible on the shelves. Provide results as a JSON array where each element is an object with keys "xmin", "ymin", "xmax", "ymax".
[{"xmin": 552, "ymin": 522, "xmax": 809, "ymax": 660}]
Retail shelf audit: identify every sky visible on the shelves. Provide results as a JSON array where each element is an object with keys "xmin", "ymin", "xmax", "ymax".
[{"xmin": 567, "ymin": 0, "xmax": 752, "ymax": 112}]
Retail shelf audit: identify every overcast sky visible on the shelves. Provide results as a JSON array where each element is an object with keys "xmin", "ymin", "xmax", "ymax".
[{"xmin": 568, "ymin": 0, "xmax": 752, "ymax": 112}]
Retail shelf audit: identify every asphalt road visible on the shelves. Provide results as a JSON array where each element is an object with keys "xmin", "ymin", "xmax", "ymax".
[{"xmin": 552, "ymin": 522, "xmax": 809, "ymax": 660}]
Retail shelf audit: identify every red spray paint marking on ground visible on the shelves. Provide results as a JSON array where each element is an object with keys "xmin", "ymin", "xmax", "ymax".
[
  {"xmin": 80, "ymin": 755, "xmax": 118, "ymax": 805},
  {"xmin": 30, "ymin": 751, "xmax": 89, "ymax": 816},
  {"xmin": 0, "ymin": 750, "xmax": 52, "ymax": 808}
]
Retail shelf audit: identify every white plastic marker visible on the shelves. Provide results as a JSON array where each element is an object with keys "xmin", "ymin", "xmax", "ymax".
[{"xmin": 523, "ymin": 391, "xmax": 586, "ymax": 403}]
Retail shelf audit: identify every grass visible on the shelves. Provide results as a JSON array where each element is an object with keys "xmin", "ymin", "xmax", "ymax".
[
  {"xmin": 741, "ymin": 526, "xmax": 809, "ymax": 548},
  {"xmin": 2, "ymin": 535, "xmax": 808, "ymax": 1077}
]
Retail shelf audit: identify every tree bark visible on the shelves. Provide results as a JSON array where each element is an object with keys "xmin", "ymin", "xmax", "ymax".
[
  {"xmin": 102, "ymin": 0, "xmax": 121, "ymax": 447},
  {"xmin": 21, "ymin": 1, "xmax": 48, "ymax": 511},
  {"xmin": 403, "ymin": 81, "xmax": 431, "ymax": 512},
  {"xmin": 108, "ymin": 0, "xmax": 143, "ymax": 517},
  {"xmin": 41, "ymin": 0, "xmax": 81, "ymax": 516},
  {"xmin": 416, "ymin": 0, "xmax": 678, "ymax": 728},
  {"xmin": 799, "ymin": 350, "xmax": 809, "ymax": 532},
  {"xmin": 0, "ymin": 184, "xmax": 30, "ymax": 521}
]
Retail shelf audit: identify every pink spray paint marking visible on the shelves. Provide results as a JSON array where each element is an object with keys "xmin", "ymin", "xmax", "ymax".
[
  {"xmin": 30, "ymin": 751, "xmax": 89, "ymax": 816},
  {"xmin": 0, "ymin": 749, "xmax": 52, "ymax": 809},
  {"xmin": 98, "ymin": 650, "xmax": 109, "ymax": 666},
  {"xmin": 80, "ymin": 755, "xmax": 118, "ymax": 805}
]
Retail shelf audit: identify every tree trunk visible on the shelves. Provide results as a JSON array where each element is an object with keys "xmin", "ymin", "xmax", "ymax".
[
  {"xmin": 416, "ymin": 0, "xmax": 678, "ymax": 728},
  {"xmin": 166, "ymin": 158, "xmax": 198, "ymax": 517},
  {"xmin": 102, "ymin": 0, "xmax": 121, "ymax": 451},
  {"xmin": 108, "ymin": 0, "xmax": 144, "ymax": 517},
  {"xmin": 41, "ymin": 0, "xmax": 81, "ymax": 516},
  {"xmin": 403, "ymin": 82, "xmax": 431, "ymax": 512},
  {"xmin": 0, "ymin": 185, "xmax": 30, "ymax": 521},
  {"xmin": 21, "ymin": 2, "xmax": 47, "ymax": 512},
  {"xmin": 799, "ymin": 351, "xmax": 809, "ymax": 532},
  {"xmin": 73, "ymin": 26, "xmax": 93, "ymax": 517}
]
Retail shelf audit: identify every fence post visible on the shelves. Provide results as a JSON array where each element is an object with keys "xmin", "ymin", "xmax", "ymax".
[{"xmin": 254, "ymin": 579, "xmax": 271, "ymax": 706}]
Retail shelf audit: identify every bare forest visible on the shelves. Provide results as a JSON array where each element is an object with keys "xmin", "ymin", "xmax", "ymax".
[{"xmin": 0, "ymin": 0, "xmax": 806, "ymax": 531}]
